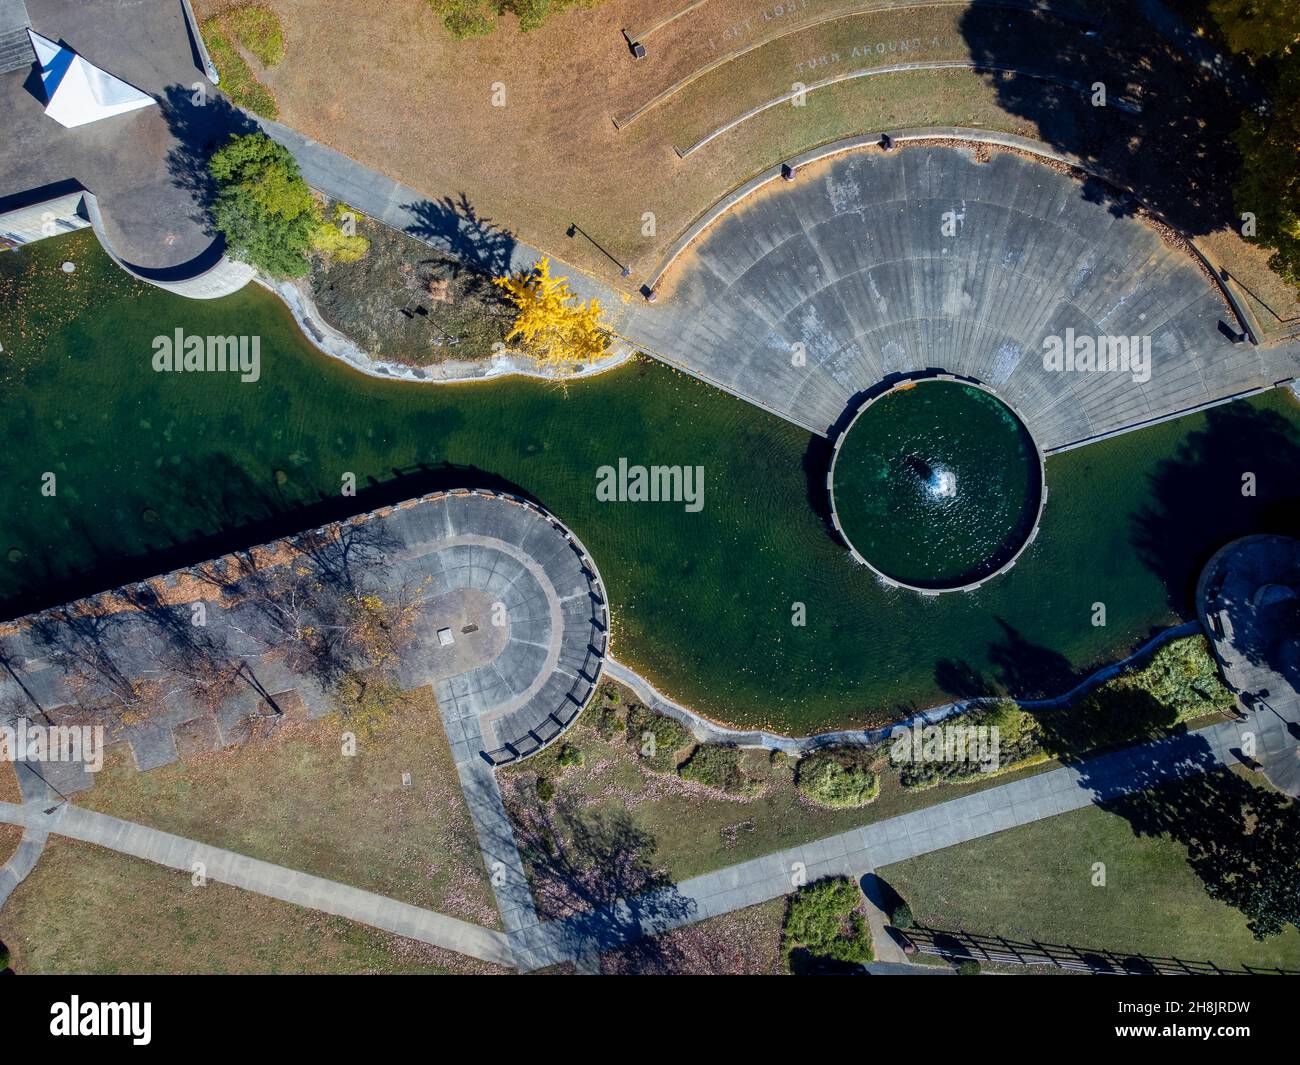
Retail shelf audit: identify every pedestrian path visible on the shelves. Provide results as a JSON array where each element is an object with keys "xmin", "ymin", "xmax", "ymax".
[
  {"xmin": 512, "ymin": 704, "xmax": 1297, "ymax": 969},
  {"xmin": 0, "ymin": 801, "xmax": 514, "ymax": 967},
  {"xmin": 255, "ymin": 117, "xmax": 621, "ymax": 313}
]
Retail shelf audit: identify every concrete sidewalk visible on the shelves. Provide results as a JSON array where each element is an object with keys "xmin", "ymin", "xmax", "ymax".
[
  {"xmin": 256, "ymin": 117, "xmax": 624, "ymax": 316},
  {"xmin": 0, "ymin": 800, "xmax": 514, "ymax": 967},
  {"xmin": 510, "ymin": 704, "xmax": 1297, "ymax": 969}
]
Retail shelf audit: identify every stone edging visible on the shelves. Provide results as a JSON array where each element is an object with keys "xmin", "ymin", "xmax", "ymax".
[
  {"xmin": 604, "ymin": 619, "xmax": 1202, "ymax": 754},
  {"xmin": 826, "ymin": 375, "xmax": 1048, "ymax": 595},
  {"xmin": 260, "ymin": 276, "xmax": 633, "ymax": 386}
]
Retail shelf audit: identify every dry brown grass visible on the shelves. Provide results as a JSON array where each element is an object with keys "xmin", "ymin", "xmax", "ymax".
[
  {"xmin": 0, "ymin": 838, "xmax": 509, "ymax": 974},
  {"xmin": 77, "ymin": 687, "xmax": 500, "ymax": 927},
  {"xmin": 192, "ymin": 0, "xmax": 1297, "ymax": 327},
  {"xmin": 0, "ymin": 760, "xmax": 21, "ymax": 869}
]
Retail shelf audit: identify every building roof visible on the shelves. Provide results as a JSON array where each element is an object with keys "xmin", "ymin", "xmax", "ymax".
[{"xmin": 28, "ymin": 28, "xmax": 153, "ymax": 128}]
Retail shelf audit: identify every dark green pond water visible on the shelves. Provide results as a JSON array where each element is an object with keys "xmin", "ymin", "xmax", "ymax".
[
  {"xmin": 831, "ymin": 381, "xmax": 1042, "ymax": 589},
  {"xmin": 3, "ymin": 232, "xmax": 1299, "ymax": 732}
]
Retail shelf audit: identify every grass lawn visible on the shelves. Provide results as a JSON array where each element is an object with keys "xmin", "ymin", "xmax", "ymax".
[
  {"xmin": 503, "ymin": 637, "xmax": 1236, "ymax": 891},
  {"xmin": 76, "ymin": 688, "xmax": 500, "ymax": 928},
  {"xmin": 882, "ymin": 776, "xmax": 1300, "ymax": 971},
  {"xmin": 500, "ymin": 680, "xmax": 1064, "ymax": 885},
  {"xmin": 654, "ymin": 5, "xmax": 1095, "ymax": 148},
  {"xmin": 0, "ymin": 839, "xmax": 507, "ymax": 974},
  {"xmin": 188, "ymin": 0, "xmax": 1298, "ymax": 330},
  {"xmin": 0, "ymin": 760, "xmax": 20, "ymax": 868}
]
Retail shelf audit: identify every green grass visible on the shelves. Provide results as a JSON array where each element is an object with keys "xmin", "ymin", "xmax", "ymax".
[
  {"xmin": 76, "ymin": 689, "xmax": 499, "ymax": 926},
  {"xmin": 883, "ymin": 783, "xmax": 1300, "ymax": 971},
  {"xmin": 223, "ymin": 4, "xmax": 286, "ymax": 67},
  {"xmin": 202, "ymin": 18, "xmax": 279, "ymax": 118},
  {"xmin": 502, "ymin": 682, "xmax": 1067, "ymax": 883},
  {"xmin": 0, "ymin": 839, "xmax": 505, "ymax": 974}
]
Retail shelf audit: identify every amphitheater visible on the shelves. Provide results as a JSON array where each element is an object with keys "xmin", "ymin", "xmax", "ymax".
[{"xmin": 619, "ymin": 142, "xmax": 1299, "ymax": 452}]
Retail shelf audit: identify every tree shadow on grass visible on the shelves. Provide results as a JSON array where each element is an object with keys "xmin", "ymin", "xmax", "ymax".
[
  {"xmin": 959, "ymin": 5, "xmax": 1248, "ymax": 236},
  {"xmin": 1131, "ymin": 402, "xmax": 1300, "ymax": 615},
  {"xmin": 1087, "ymin": 737, "xmax": 1300, "ymax": 941},
  {"xmin": 515, "ymin": 798, "xmax": 695, "ymax": 972}
]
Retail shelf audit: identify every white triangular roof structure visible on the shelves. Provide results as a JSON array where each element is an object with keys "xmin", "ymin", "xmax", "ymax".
[{"xmin": 28, "ymin": 29, "xmax": 154, "ymax": 128}]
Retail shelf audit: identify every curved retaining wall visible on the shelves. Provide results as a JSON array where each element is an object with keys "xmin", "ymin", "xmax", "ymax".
[
  {"xmin": 646, "ymin": 128, "xmax": 1250, "ymax": 339},
  {"xmin": 83, "ymin": 192, "xmax": 254, "ymax": 300},
  {"xmin": 826, "ymin": 374, "xmax": 1048, "ymax": 594}
]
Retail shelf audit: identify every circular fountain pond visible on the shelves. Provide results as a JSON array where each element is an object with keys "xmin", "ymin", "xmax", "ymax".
[{"xmin": 829, "ymin": 378, "xmax": 1045, "ymax": 592}]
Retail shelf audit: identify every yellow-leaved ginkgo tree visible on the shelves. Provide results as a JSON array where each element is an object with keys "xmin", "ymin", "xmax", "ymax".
[{"xmin": 493, "ymin": 257, "xmax": 610, "ymax": 367}]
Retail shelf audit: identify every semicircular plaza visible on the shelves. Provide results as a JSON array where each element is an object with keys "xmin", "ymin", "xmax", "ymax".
[
  {"xmin": 386, "ymin": 491, "xmax": 610, "ymax": 766},
  {"xmin": 0, "ymin": 491, "xmax": 607, "ymax": 801},
  {"xmin": 621, "ymin": 143, "xmax": 1299, "ymax": 452}
]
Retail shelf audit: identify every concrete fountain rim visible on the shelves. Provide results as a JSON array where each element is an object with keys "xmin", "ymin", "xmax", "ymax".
[{"xmin": 826, "ymin": 373, "xmax": 1049, "ymax": 596}]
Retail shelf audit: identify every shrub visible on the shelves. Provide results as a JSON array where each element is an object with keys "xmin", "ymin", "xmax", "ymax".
[
  {"xmin": 626, "ymin": 704, "xmax": 690, "ymax": 772},
  {"xmin": 310, "ymin": 217, "xmax": 370, "ymax": 266},
  {"xmin": 330, "ymin": 670, "xmax": 403, "ymax": 740},
  {"xmin": 1125, "ymin": 636, "xmax": 1234, "ymax": 719},
  {"xmin": 982, "ymin": 699, "xmax": 1034, "ymax": 745},
  {"xmin": 782, "ymin": 877, "xmax": 872, "ymax": 969},
  {"xmin": 889, "ymin": 900, "xmax": 914, "ymax": 930},
  {"xmin": 593, "ymin": 709, "xmax": 622, "ymax": 741},
  {"xmin": 677, "ymin": 744, "xmax": 761, "ymax": 797},
  {"xmin": 956, "ymin": 958, "xmax": 981, "ymax": 975},
  {"xmin": 535, "ymin": 776, "xmax": 554, "ymax": 802},
  {"xmin": 797, "ymin": 751, "xmax": 880, "ymax": 808},
  {"xmin": 1044, "ymin": 636, "xmax": 1234, "ymax": 756},
  {"xmin": 557, "ymin": 743, "xmax": 584, "ymax": 768},
  {"xmin": 894, "ymin": 699, "xmax": 1048, "ymax": 791}
]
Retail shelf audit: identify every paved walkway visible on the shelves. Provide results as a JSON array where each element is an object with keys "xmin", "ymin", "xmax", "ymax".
[
  {"xmin": 509, "ymin": 702, "xmax": 1299, "ymax": 969},
  {"xmin": 0, "ymin": 800, "xmax": 514, "ymax": 967},
  {"xmin": 255, "ymin": 117, "xmax": 620, "ymax": 313}
]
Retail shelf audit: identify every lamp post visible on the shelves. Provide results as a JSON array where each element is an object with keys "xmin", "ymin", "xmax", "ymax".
[{"xmin": 566, "ymin": 223, "xmax": 632, "ymax": 279}]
